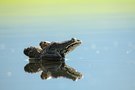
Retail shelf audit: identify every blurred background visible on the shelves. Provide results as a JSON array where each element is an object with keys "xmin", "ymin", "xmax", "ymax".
[{"xmin": 0, "ymin": 0, "xmax": 135, "ymax": 90}]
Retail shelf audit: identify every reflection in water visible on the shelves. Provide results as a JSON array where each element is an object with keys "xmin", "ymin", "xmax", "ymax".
[
  {"xmin": 23, "ymin": 38, "xmax": 82, "ymax": 81},
  {"xmin": 24, "ymin": 59, "xmax": 82, "ymax": 81}
]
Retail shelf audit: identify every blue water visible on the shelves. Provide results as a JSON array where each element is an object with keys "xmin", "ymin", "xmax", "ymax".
[{"xmin": 0, "ymin": 28, "xmax": 135, "ymax": 90}]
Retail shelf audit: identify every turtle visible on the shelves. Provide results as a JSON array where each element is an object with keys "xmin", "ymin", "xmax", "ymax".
[{"xmin": 23, "ymin": 38, "xmax": 82, "ymax": 81}]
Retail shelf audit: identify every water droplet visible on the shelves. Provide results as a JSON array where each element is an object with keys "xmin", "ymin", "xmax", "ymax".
[
  {"xmin": 126, "ymin": 50, "xmax": 132, "ymax": 54},
  {"xmin": 7, "ymin": 72, "xmax": 12, "ymax": 77},
  {"xmin": 96, "ymin": 50, "xmax": 100, "ymax": 54}
]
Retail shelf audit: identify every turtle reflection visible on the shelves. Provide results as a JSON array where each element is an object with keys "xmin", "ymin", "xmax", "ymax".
[{"xmin": 24, "ymin": 38, "xmax": 82, "ymax": 81}]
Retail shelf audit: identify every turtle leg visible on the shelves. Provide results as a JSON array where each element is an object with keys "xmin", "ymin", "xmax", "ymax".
[
  {"xmin": 24, "ymin": 63, "xmax": 41, "ymax": 73},
  {"xmin": 24, "ymin": 47, "xmax": 41, "ymax": 58}
]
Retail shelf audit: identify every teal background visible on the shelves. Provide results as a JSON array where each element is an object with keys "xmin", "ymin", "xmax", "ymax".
[{"xmin": 0, "ymin": 19, "xmax": 135, "ymax": 90}]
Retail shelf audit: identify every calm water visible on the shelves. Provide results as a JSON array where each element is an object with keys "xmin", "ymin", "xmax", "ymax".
[{"xmin": 0, "ymin": 30, "xmax": 135, "ymax": 90}]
